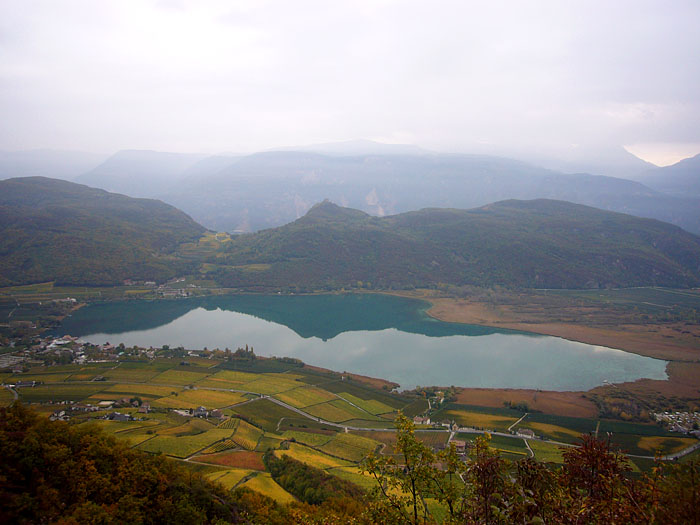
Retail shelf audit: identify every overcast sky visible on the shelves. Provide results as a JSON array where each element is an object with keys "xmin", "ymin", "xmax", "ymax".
[{"xmin": 1, "ymin": 0, "xmax": 698, "ymax": 165}]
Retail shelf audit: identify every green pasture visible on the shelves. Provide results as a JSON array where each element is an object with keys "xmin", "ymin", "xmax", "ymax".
[{"xmin": 528, "ymin": 440, "xmax": 567, "ymax": 464}]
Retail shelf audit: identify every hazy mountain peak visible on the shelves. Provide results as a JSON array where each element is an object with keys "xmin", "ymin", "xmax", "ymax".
[{"xmin": 301, "ymin": 199, "xmax": 370, "ymax": 223}]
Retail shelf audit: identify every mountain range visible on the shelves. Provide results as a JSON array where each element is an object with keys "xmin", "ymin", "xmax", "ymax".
[
  {"xmin": 0, "ymin": 177, "xmax": 205, "ymax": 286},
  {"xmin": 68, "ymin": 145, "xmax": 700, "ymax": 235},
  {"xmin": 214, "ymin": 199, "xmax": 700, "ymax": 291},
  {"xmin": 1, "ymin": 177, "xmax": 699, "ymax": 290}
]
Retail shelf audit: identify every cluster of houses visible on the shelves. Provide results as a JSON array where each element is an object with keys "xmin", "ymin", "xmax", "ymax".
[
  {"xmin": 173, "ymin": 406, "xmax": 224, "ymax": 419},
  {"xmin": 122, "ymin": 277, "xmax": 199, "ymax": 298},
  {"xmin": 652, "ymin": 411, "xmax": 700, "ymax": 435},
  {"xmin": 47, "ymin": 398, "xmax": 228, "ymax": 424},
  {"xmin": 2, "ymin": 335, "xmax": 164, "ymax": 373}
]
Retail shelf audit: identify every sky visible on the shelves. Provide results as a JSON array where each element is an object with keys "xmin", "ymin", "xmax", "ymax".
[{"xmin": 1, "ymin": 0, "xmax": 699, "ymax": 165}]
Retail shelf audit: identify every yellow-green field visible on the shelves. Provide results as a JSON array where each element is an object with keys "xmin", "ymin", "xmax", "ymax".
[
  {"xmin": 441, "ymin": 408, "xmax": 518, "ymax": 431},
  {"xmin": 338, "ymin": 392, "xmax": 394, "ymax": 415},
  {"xmin": 138, "ymin": 428, "xmax": 233, "ymax": 458},
  {"xmin": 274, "ymin": 386, "xmax": 337, "ymax": 408},
  {"xmin": 282, "ymin": 430, "xmax": 334, "ymax": 447},
  {"xmin": 157, "ymin": 389, "xmax": 247, "ymax": 409},
  {"xmin": 240, "ymin": 473, "xmax": 296, "ymax": 504},
  {"xmin": 231, "ymin": 419, "xmax": 263, "ymax": 450},
  {"xmin": 273, "ymin": 443, "xmax": 352, "ymax": 469},
  {"xmin": 206, "ymin": 468, "xmax": 256, "ymax": 490},
  {"xmin": 319, "ymin": 433, "xmax": 381, "ymax": 462},
  {"xmin": 150, "ymin": 369, "xmax": 211, "ymax": 386}
]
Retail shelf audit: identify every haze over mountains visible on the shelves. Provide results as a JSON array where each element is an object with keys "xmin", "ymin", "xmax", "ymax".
[
  {"xmin": 65, "ymin": 143, "xmax": 700, "ymax": 235},
  {"xmin": 632, "ymin": 153, "xmax": 700, "ymax": 198},
  {"xmin": 2, "ymin": 142, "xmax": 698, "ymax": 236}
]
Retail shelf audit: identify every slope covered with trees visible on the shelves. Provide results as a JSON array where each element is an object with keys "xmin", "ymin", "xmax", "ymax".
[
  {"xmin": 216, "ymin": 199, "xmax": 700, "ymax": 290},
  {"xmin": 0, "ymin": 177, "xmax": 206, "ymax": 286}
]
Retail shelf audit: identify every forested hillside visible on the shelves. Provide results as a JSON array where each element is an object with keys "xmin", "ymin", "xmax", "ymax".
[
  {"xmin": 215, "ymin": 199, "xmax": 700, "ymax": 291},
  {"xmin": 0, "ymin": 177, "xmax": 205, "ymax": 286}
]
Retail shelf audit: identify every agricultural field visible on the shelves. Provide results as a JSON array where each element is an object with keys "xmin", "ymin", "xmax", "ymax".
[
  {"xmin": 18, "ymin": 383, "xmax": 110, "ymax": 403},
  {"xmin": 305, "ymin": 398, "xmax": 383, "ymax": 423},
  {"xmin": 195, "ymin": 451, "xmax": 266, "ymax": 470},
  {"xmin": 230, "ymin": 419, "xmax": 263, "ymax": 450},
  {"xmin": 273, "ymin": 386, "xmax": 337, "ymax": 408},
  {"xmin": 432, "ymin": 403, "xmax": 520, "ymax": 432},
  {"xmin": 455, "ymin": 433, "xmax": 529, "ymax": 457},
  {"xmin": 104, "ymin": 383, "xmax": 176, "ymax": 398},
  {"xmin": 239, "ymin": 473, "xmax": 296, "ymax": 504},
  {"xmin": 230, "ymin": 398, "xmax": 302, "ymax": 432},
  {"xmin": 150, "ymin": 369, "xmax": 211, "ymax": 386},
  {"xmin": 319, "ymin": 433, "xmax": 381, "ymax": 462},
  {"xmin": 256, "ymin": 434, "xmax": 285, "ymax": 452},
  {"xmin": 4, "ymin": 356, "xmax": 691, "ymax": 508},
  {"xmin": 205, "ymin": 468, "xmax": 256, "ymax": 490},
  {"xmin": 237, "ymin": 375, "xmax": 303, "ymax": 395},
  {"xmin": 138, "ymin": 428, "xmax": 233, "ymax": 458},
  {"xmin": 157, "ymin": 389, "xmax": 247, "ymax": 409},
  {"xmin": 336, "ymin": 391, "xmax": 395, "ymax": 415},
  {"xmin": 282, "ymin": 430, "xmax": 334, "ymax": 447},
  {"xmin": 526, "ymin": 439, "xmax": 564, "ymax": 463},
  {"xmin": 273, "ymin": 443, "xmax": 353, "ymax": 469}
]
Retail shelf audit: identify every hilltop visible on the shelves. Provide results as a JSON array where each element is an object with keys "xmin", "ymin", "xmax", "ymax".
[
  {"xmin": 215, "ymin": 199, "xmax": 700, "ymax": 290},
  {"xmin": 0, "ymin": 177, "xmax": 205, "ymax": 286}
]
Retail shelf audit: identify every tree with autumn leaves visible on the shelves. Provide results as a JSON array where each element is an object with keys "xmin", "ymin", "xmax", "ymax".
[{"xmin": 362, "ymin": 413, "xmax": 700, "ymax": 524}]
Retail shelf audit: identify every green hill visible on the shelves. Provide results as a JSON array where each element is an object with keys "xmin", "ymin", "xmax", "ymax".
[
  {"xmin": 215, "ymin": 199, "xmax": 700, "ymax": 290},
  {"xmin": 0, "ymin": 177, "xmax": 206, "ymax": 286}
]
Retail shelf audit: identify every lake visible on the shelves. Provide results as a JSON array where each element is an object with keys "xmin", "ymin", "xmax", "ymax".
[{"xmin": 56, "ymin": 293, "xmax": 668, "ymax": 391}]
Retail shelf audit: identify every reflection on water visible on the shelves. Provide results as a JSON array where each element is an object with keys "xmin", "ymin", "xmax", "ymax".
[{"xmin": 57, "ymin": 294, "xmax": 668, "ymax": 391}]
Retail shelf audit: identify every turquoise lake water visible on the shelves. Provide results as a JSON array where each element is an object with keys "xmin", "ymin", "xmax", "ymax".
[{"xmin": 56, "ymin": 293, "xmax": 668, "ymax": 390}]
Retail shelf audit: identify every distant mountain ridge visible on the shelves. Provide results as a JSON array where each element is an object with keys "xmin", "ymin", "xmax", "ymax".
[
  {"xmin": 163, "ymin": 151, "xmax": 700, "ymax": 234},
  {"xmin": 9, "ymin": 145, "xmax": 700, "ymax": 235},
  {"xmin": 635, "ymin": 153, "xmax": 700, "ymax": 198},
  {"xmin": 214, "ymin": 199, "xmax": 700, "ymax": 291},
  {"xmin": 0, "ymin": 177, "xmax": 206, "ymax": 286}
]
